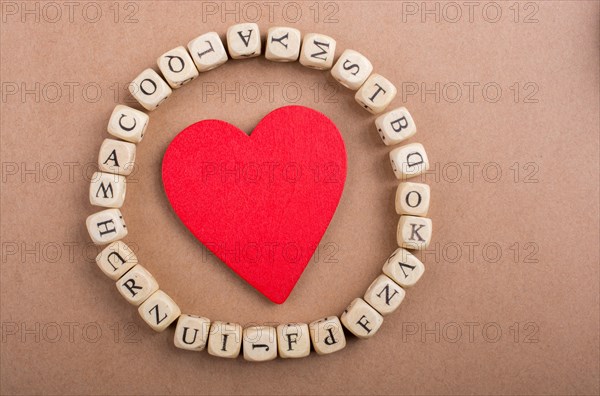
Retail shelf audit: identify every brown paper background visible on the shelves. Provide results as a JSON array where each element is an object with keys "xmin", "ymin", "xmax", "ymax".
[{"xmin": 1, "ymin": 1, "xmax": 598, "ymax": 394}]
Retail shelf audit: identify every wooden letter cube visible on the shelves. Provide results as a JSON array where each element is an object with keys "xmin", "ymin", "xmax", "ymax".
[
  {"xmin": 341, "ymin": 298, "xmax": 384, "ymax": 339},
  {"xmin": 376, "ymin": 107, "xmax": 417, "ymax": 146},
  {"xmin": 397, "ymin": 215, "xmax": 432, "ymax": 250},
  {"xmin": 299, "ymin": 33, "xmax": 336, "ymax": 70},
  {"xmin": 129, "ymin": 68, "xmax": 172, "ymax": 111},
  {"xmin": 174, "ymin": 314, "xmax": 211, "ymax": 351},
  {"xmin": 395, "ymin": 182, "xmax": 431, "ymax": 216},
  {"xmin": 227, "ymin": 23, "xmax": 261, "ymax": 59},
  {"xmin": 98, "ymin": 138, "xmax": 136, "ymax": 176},
  {"xmin": 116, "ymin": 264, "xmax": 159, "ymax": 306},
  {"xmin": 364, "ymin": 274, "xmax": 406, "ymax": 316},
  {"xmin": 382, "ymin": 248, "xmax": 425, "ymax": 288},
  {"xmin": 138, "ymin": 290, "xmax": 181, "ymax": 332},
  {"xmin": 157, "ymin": 46, "xmax": 199, "ymax": 89},
  {"xmin": 107, "ymin": 105, "xmax": 149, "ymax": 143},
  {"xmin": 207, "ymin": 321, "xmax": 242, "ymax": 358},
  {"xmin": 86, "ymin": 208, "xmax": 127, "ymax": 245},
  {"xmin": 330, "ymin": 49, "xmax": 373, "ymax": 90},
  {"xmin": 276, "ymin": 323, "xmax": 310, "ymax": 358},
  {"xmin": 188, "ymin": 32, "xmax": 228, "ymax": 71},
  {"xmin": 243, "ymin": 326, "xmax": 277, "ymax": 362},
  {"xmin": 95, "ymin": 240, "xmax": 138, "ymax": 280},
  {"xmin": 309, "ymin": 316, "xmax": 346, "ymax": 355},
  {"xmin": 389, "ymin": 142, "xmax": 429, "ymax": 180},
  {"xmin": 355, "ymin": 74, "xmax": 397, "ymax": 114},
  {"xmin": 265, "ymin": 26, "xmax": 301, "ymax": 62},
  {"xmin": 89, "ymin": 171, "xmax": 126, "ymax": 208}
]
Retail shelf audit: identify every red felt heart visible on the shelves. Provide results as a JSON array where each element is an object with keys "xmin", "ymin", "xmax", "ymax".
[{"xmin": 162, "ymin": 106, "xmax": 346, "ymax": 303}]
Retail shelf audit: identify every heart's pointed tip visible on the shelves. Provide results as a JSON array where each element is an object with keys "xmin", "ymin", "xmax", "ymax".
[{"xmin": 265, "ymin": 290, "xmax": 291, "ymax": 305}]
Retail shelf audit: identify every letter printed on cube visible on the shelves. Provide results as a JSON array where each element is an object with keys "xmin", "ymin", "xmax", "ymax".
[
  {"xmin": 86, "ymin": 208, "xmax": 127, "ymax": 245},
  {"xmin": 382, "ymin": 248, "xmax": 425, "ymax": 288},
  {"xmin": 340, "ymin": 298, "xmax": 384, "ymax": 339},
  {"xmin": 95, "ymin": 240, "xmax": 137, "ymax": 280},
  {"xmin": 138, "ymin": 290, "xmax": 181, "ymax": 332},
  {"xmin": 174, "ymin": 314, "xmax": 211, "ymax": 351},
  {"xmin": 309, "ymin": 316, "xmax": 346, "ymax": 355}
]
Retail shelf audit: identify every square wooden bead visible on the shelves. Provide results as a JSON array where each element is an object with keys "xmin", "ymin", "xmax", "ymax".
[
  {"xmin": 98, "ymin": 138, "xmax": 136, "ymax": 176},
  {"xmin": 86, "ymin": 208, "xmax": 127, "ymax": 245},
  {"xmin": 364, "ymin": 274, "xmax": 406, "ymax": 316},
  {"xmin": 89, "ymin": 171, "xmax": 126, "ymax": 208},
  {"xmin": 276, "ymin": 323, "xmax": 310, "ymax": 358},
  {"xmin": 397, "ymin": 215, "xmax": 432, "ymax": 250},
  {"xmin": 309, "ymin": 316, "xmax": 346, "ymax": 355},
  {"xmin": 376, "ymin": 107, "xmax": 417, "ymax": 146},
  {"xmin": 330, "ymin": 49, "xmax": 373, "ymax": 90},
  {"xmin": 243, "ymin": 326, "xmax": 277, "ymax": 362},
  {"xmin": 129, "ymin": 68, "xmax": 172, "ymax": 111},
  {"xmin": 207, "ymin": 321, "xmax": 243, "ymax": 359},
  {"xmin": 95, "ymin": 240, "xmax": 138, "ymax": 280},
  {"xmin": 355, "ymin": 74, "xmax": 397, "ymax": 114},
  {"xmin": 299, "ymin": 33, "xmax": 336, "ymax": 70},
  {"xmin": 116, "ymin": 264, "xmax": 159, "ymax": 306},
  {"xmin": 188, "ymin": 32, "xmax": 228, "ymax": 71},
  {"xmin": 265, "ymin": 26, "xmax": 301, "ymax": 62},
  {"xmin": 382, "ymin": 248, "xmax": 425, "ymax": 288},
  {"xmin": 341, "ymin": 298, "xmax": 384, "ymax": 339},
  {"xmin": 157, "ymin": 46, "xmax": 199, "ymax": 89},
  {"xmin": 389, "ymin": 142, "xmax": 429, "ymax": 180},
  {"xmin": 396, "ymin": 182, "xmax": 430, "ymax": 216},
  {"xmin": 227, "ymin": 23, "xmax": 261, "ymax": 59},
  {"xmin": 174, "ymin": 314, "xmax": 211, "ymax": 351},
  {"xmin": 107, "ymin": 105, "xmax": 149, "ymax": 143},
  {"xmin": 138, "ymin": 290, "xmax": 181, "ymax": 332}
]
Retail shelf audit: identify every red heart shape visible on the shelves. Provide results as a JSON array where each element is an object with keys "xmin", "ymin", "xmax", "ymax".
[{"xmin": 162, "ymin": 106, "xmax": 347, "ymax": 303}]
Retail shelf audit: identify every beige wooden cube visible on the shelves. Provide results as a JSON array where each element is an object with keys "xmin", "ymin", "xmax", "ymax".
[
  {"xmin": 116, "ymin": 264, "xmax": 159, "ymax": 306},
  {"xmin": 309, "ymin": 316, "xmax": 346, "ymax": 355},
  {"xmin": 382, "ymin": 248, "xmax": 425, "ymax": 288},
  {"xmin": 330, "ymin": 49, "xmax": 373, "ymax": 90},
  {"xmin": 138, "ymin": 290, "xmax": 181, "ymax": 332},
  {"xmin": 227, "ymin": 23, "xmax": 261, "ymax": 59},
  {"xmin": 364, "ymin": 274, "xmax": 406, "ymax": 316},
  {"xmin": 276, "ymin": 323, "xmax": 310, "ymax": 358},
  {"xmin": 86, "ymin": 208, "xmax": 127, "ymax": 245},
  {"xmin": 187, "ymin": 32, "xmax": 228, "ymax": 72},
  {"xmin": 299, "ymin": 33, "xmax": 336, "ymax": 70},
  {"xmin": 98, "ymin": 138, "xmax": 136, "ymax": 176},
  {"xmin": 395, "ymin": 182, "xmax": 431, "ymax": 216},
  {"xmin": 89, "ymin": 171, "xmax": 126, "ymax": 208},
  {"xmin": 107, "ymin": 105, "xmax": 149, "ymax": 143},
  {"xmin": 265, "ymin": 27, "xmax": 301, "ymax": 62},
  {"xmin": 397, "ymin": 215, "xmax": 432, "ymax": 250},
  {"xmin": 242, "ymin": 326, "xmax": 277, "ymax": 362},
  {"xmin": 341, "ymin": 298, "xmax": 384, "ymax": 339},
  {"xmin": 174, "ymin": 314, "xmax": 211, "ymax": 351},
  {"xmin": 376, "ymin": 107, "xmax": 417, "ymax": 146},
  {"xmin": 95, "ymin": 240, "xmax": 138, "ymax": 280},
  {"xmin": 355, "ymin": 74, "xmax": 397, "ymax": 114},
  {"xmin": 389, "ymin": 142, "xmax": 429, "ymax": 180},
  {"xmin": 207, "ymin": 321, "xmax": 242, "ymax": 358},
  {"xmin": 129, "ymin": 68, "xmax": 172, "ymax": 111},
  {"xmin": 157, "ymin": 46, "xmax": 199, "ymax": 89}
]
